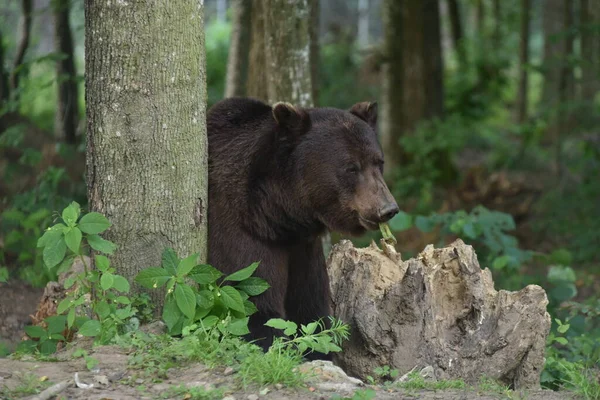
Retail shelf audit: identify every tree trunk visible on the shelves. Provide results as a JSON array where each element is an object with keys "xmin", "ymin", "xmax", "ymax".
[
  {"xmin": 54, "ymin": 0, "xmax": 79, "ymax": 144},
  {"xmin": 447, "ymin": 0, "xmax": 466, "ymax": 66},
  {"xmin": 516, "ymin": 0, "xmax": 530, "ymax": 124},
  {"xmin": 540, "ymin": 0, "xmax": 565, "ymax": 110},
  {"xmin": 225, "ymin": 0, "xmax": 251, "ymax": 98},
  {"xmin": 475, "ymin": 0, "xmax": 486, "ymax": 36},
  {"xmin": 493, "ymin": 0, "xmax": 501, "ymax": 48},
  {"xmin": 381, "ymin": 0, "xmax": 445, "ymax": 176},
  {"xmin": 0, "ymin": 29, "xmax": 9, "ymax": 103},
  {"xmin": 246, "ymin": 0, "xmax": 268, "ymax": 101},
  {"xmin": 309, "ymin": 0, "xmax": 320, "ymax": 104},
  {"xmin": 357, "ymin": 0, "xmax": 370, "ymax": 49},
  {"xmin": 264, "ymin": 0, "xmax": 312, "ymax": 107},
  {"xmin": 85, "ymin": 0, "xmax": 208, "ymax": 309},
  {"xmin": 10, "ymin": 0, "xmax": 33, "ymax": 96},
  {"xmin": 380, "ymin": 0, "xmax": 403, "ymax": 176},
  {"xmin": 580, "ymin": 0, "xmax": 600, "ymax": 105}
]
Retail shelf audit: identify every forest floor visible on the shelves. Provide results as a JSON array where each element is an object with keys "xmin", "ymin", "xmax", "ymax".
[
  {"xmin": 0, "ymin": 280, "xmax": 578, "ymax": 400},
  {"xmin": 0, "ymin": 343, "xmax": 577, "ymax": 400}
]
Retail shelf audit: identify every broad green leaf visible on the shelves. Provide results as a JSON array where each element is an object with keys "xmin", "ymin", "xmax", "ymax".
[
  {"xmin": 62, "ymin": 202, "xmax": 80, "ymax": 226},
  {"xmin": 555, "ymin": 337, "xmax": 568, "ymax": 345},
  {"xmin": 283, "ymin": 321, "xmax": 298, "ymax": 336},
  {"xmin": 101, "ymin": 273, "xmax": 114, "ymax": 290},
  {"xmin": 202, "ymin": 315, "xmax": 219, "ymax": 329},
  {"xmin": 175, "ymin": 284, "xmax": 196, "ymax": 320},
  {"xmin": 56, "ymin": 256, "xmax": 74, "ymax": 275},
  {"xmin": 50, "ymin": 334, "xmax": 66, "ymax": 341},
  {"xmin": 95, "ymin": 255, "xmax": 110, "ymax": 272},
  {"xmin": 492, "ymin": 255, "xmax": 510, "ymax": 270},
  {"xmin": 95, "ymin": 301, "xmax": 111, "ymax": 319},
  {"xmin": 243, "ymin": 300, "xmax": 258, "ymax": 316},
  {"xmin": 87, "ymin": 234, "xmax": 117, "ymax": 255},
  {"xmin": 189, "ymin": 264, "xmax": 223, "ymax": 284},
  {"xmin": 135, "ymin": 267, "xmax": 171, "ymax": 289},
  {"xmin": 196, "ymin": 290, "xmax": 214, "ymax": 309},
  {"xmin": 557, "ymin": 323, "xmax": 570, "ymax": 334},
  {"xmin": 115, "ymin": 296, "xmax": 130, "ymax": 304},
  {"xmin": 78, "ymin": 212, "xmax": 111, "ymax": 234},
  {"xmin": 43, "ymin": 236, "xmax": 67, "ymax": 269},
  {"xmin": 235, "ymin": 277, "xmax": 270, "ymax": 296},
  {"xmin": 389, "ymin": 211, "xmax": 413, "ymax": 231},
  {"xmin": 78, "ymin": 320, "xmax": 102, "ymax": 337},
  {"xmin": 40, "ymin": 340, "xmax": 57, "ymax": 355},
  {"xmin": 37, "ymin": 227, "xmax": 64, "ymax": 248},
  {"xmin": 67, "ymin": 308, "xmax": 75, "ymax": 328},
  {"xmin": 45, "ymin": 316, "xmax": 67, "ymax": 334},
  {"xmin": 302, "ymin": 322, "xmax": 318, "ymax": 336},
  {"xmin": 227, "ymin": 317, "xmax": 250, "ymax": 336},
  {"xmin": 462, "ymin": 222, "xmax": 477, "ymax": 239},
  {"xmin": 57, "ymin": 297, "xmax": 73, "ymax": 314},
  {"xmin": 219, "ymin": 286, "xmax": 245, "ymax": 313},
  {"xmin": 64, "ymin": 227, "xmax": 82, "ymax": 254},
  {"xmin": 112, "ymin": 276, "xmax": 130, "ymax": 293},
  {"xmin": 264, "ymin": 318, "xmax": 288, "ymax": 330},
  {"xmin": 163, "ymin": 295, "xmax": 183, "ymax": 332},
  {"xmin": 177, "ymin": 253, "xmax": 198, "ymax": 277},
  {"xmin": 24, "ymin": 325, "xmax": 46, "ymax": 338},
  {"xmin": 162, "ymin": 248, "xmax": 179, "ymax": 276},
  {"xmin": 115, "ymin": 308, "xmax": 132, "ymax": 320},
  {"xmin": 224, "ymin": 262, "xmax": 260, "ymax": 282},
  {"xmin": 415, "ymin": 216, "xmax": 436, "ymax": 233}
]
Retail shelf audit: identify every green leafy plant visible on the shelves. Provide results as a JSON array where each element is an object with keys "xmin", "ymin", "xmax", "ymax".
[
  {"xmin": 135, "ymin": 248, "xmax": 269, "ymax": 336},
  {"xmin": 20, "ymin": 315, "xmax": 68, "ymax": 355},
  {"xmin": 32, "ymin": 202, "xmax": 136, "ymax": 347}
]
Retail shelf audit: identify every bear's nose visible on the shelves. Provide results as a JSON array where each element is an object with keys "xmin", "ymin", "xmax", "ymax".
[{"xmin": 377, "ymin": 203, "xmax": 399, "ymax": 222}]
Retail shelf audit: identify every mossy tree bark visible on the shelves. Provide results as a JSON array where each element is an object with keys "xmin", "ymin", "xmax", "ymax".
[
  {"xmin": 85, "ymin": 0, "xmax": 208, "ymax": 309},
  {"xmin": 225, "ymin": 0, "xmax": 251, "ymax": 98},
  {"xmin": 54, "ymin": 0, "xmax": 79, "ymax": 144}
]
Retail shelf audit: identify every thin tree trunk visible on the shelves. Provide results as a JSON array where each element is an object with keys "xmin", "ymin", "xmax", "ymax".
[
  {"xmin": 580, "ymin": 0, "xmax": 600, "ymax": 105},
  {"xmin": 54, "ymin": 0, "xmax": 79, "ymax": 144},
  {"xmin": 476, "ymin": 0, "xmax": 486, "ymax": 36},
  {"xmin": 381, "ymin": 0, "xmax": 403, "ymax": 177},
  {"xmin": 85, "ymin": 0, "xmax": 208, "ymax": 309},
  {"xmin": 555, "ymin": 0, "xmax": 575, "ymax": 175},
  {"xmin": 381, "ymin": 0, "xmax": 444, "ymax": 177},
  {"xmin": 309, "ymin": 0, "xmax": 320, "ymax": 104},
  {"xmin": 10, "ymin": 0, "xmax": 33, "ymax": 95},
  {"xmin": 357, "ymin": 0, "xmax": 370, "ymax": 49},
  {"xmin": 516, "ymin": 0, "xmax": 530, "ymax": 124},
  {"xmin": 447, "ymin": 0, "xmax": 466, "ymax": 66},
  {"xmin": 225, "ymin": 0, "xmax": 251, "ymax": 98},
  {"xmin": 540, "ymin": 0, "xmax": 564, "ymax": 110},
  {"xmin": 0, "ymin": 29, "xmax": 9, "ymax": 103},
  {"xmin": 264, "ymin": 0, "xmax": 312, "ymax": 106},
  {"xmin": 493, "ymin": 0, "xmax": 501, "ymax": 48},
  {"xmin": 247, "ymin": 0, "xmax": 268, "ymax": 101}
]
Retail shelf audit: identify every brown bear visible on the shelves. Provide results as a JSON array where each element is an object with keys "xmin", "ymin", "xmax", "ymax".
[{"xmin": 207, "ymin": 97, "xmax": 398, "ymax": 356}]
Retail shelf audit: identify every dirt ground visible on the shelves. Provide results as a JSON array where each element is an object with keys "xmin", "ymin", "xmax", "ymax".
[
  {"xmin": 0, "ymin": 344, "xmax": 578, "ymax": 400},
  {"xmin": 0, "ymin": 281, "xmax": 579, "ymax": 400},
  {"xmin": 0, "ymin": 281, "xmax": 44, "ymax": 352}
]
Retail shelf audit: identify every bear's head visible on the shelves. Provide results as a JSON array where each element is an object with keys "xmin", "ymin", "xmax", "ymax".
[{"xmin": 272, "ymin": 101, "xmax": 399, "ymax": 236}]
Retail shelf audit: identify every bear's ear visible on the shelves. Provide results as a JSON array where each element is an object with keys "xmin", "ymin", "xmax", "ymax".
[
  {"xmin": 349, "ymin": 101, "xmax": 378, "ymax": 129},
  {"xmin": 272, "ymin": 102, "xmax": 311, "ymax": 136}
]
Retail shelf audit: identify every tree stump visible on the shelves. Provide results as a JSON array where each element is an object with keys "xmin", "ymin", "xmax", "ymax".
[{"xmin": 327, "ymin": 239, "xmax": 550, "ymax": 389}]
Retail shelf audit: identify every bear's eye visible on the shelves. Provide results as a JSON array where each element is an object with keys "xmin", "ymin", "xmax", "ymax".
[{"xmin": 345, "ymin": 164, "xmax": 360, "ymax": 174}]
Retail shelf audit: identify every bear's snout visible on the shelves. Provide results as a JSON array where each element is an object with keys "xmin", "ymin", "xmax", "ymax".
[{"xmin": 377, "ymin": 202, "xmax": 399, "ymax": 223}]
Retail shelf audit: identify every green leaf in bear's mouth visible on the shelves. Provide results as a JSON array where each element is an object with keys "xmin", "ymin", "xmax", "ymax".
[{"xmin": 379, "ymin": 222, "xmax": 397, "ymax": 245}]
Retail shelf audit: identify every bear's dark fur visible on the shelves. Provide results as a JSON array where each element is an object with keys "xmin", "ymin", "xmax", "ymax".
[{"xmin": 207, "ymin": 97, "xmax": 398, "ymax": 356}]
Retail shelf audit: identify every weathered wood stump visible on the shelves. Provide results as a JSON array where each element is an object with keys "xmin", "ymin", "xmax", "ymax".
[{"xmin": 327, "ymin": 239, "xmax": 550, "ymax": 389}]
